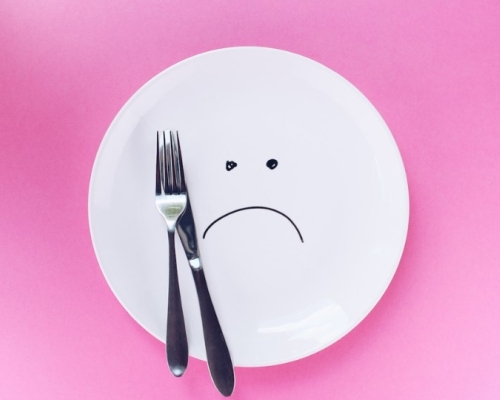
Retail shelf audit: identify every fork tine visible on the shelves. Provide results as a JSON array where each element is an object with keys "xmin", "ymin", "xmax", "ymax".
[
  {"xmin": 156, "ymin": 131, "xmax": 163, "ymax": 195},
  {"xmin": 162, "ymin": 131, "xmax": 169, "ymax": 194},
  {"xmin": 174, "ymin": 131, "xmax": 186, "ymax": 193},
  {"xmin": 170, "ymin": 131, "xmax": 183, "ymax": 194},
  {"xmin": 165, "ymin": 131, "xmax": 176, "ymax": 193}
]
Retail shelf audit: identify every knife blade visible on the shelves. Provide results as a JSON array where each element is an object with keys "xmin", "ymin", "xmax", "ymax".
[{"xmin": 177, "ymin": 196, "xmax": 235, "ymax": 397}]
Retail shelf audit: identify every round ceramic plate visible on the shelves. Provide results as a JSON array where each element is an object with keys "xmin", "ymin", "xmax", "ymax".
[{"xmin": 89, "ymin": 47, "xmax": 409, "ymax": 367}]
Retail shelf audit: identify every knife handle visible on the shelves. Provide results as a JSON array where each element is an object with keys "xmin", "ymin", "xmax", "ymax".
[
  {"xmin": 191, "ymin": 268, "xmax": 235, "ymax": 397},
  {"xmin": 166, "ymin": 230, "xmax": 188, "ymax": 377}
]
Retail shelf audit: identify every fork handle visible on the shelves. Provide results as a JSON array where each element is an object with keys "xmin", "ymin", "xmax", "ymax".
[
  {"xmin": 191, "ymin": 268, "xmax": 235, "ymax": 397},
  {"xmin": 166, "ymin": 230, "xmax": 188, "ymax": 377}
]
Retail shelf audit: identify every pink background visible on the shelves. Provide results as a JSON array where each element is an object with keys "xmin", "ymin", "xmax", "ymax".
[{"xmin": 1, "ymin": 0, "xmax": 499, "ymax": 399}]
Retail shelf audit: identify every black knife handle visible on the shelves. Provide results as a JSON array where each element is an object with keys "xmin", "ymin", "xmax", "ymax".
[
  {"xmin": 191, "ymin": 268, "xmax": 235, "ymax": 396},
  {"xmin": 166, "ymin": 230, "xmax": 188, "ymax": 377}
]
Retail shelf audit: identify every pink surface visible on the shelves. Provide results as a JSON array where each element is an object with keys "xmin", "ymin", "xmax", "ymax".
[{"xmin": 1, "ymin": 0, "xmax": 499, "ymax": 398}]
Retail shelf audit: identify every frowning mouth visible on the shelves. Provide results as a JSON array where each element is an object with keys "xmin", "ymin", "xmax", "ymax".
[{"xmin": 202, "ymin": 206, "xmax": 304, "ymax": 242}]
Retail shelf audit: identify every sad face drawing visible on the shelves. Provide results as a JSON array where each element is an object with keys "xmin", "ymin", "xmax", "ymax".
[{"xmin": 202, "ymin": 157, "xmax": 304, "ymax": 243}]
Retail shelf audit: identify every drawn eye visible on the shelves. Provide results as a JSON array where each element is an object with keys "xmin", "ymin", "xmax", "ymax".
[
  {"xmin": 266, "ymin": 159, "xmax": 278, "ymax": 170},
  {"xmin": 226, "ymin": 161, "xmax": 238, "ymax": 171}
]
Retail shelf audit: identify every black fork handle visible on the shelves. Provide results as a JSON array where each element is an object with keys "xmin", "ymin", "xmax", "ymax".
[
  {"xmin": 191, "ymin": 267, "xmax": 235, "ymax": 396},
  {"xmin": 166, "ymin": 230, "xmax": 188, "ymax": 377}
]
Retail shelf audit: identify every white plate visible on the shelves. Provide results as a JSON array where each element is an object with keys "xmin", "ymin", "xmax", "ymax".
[{"xmin": 89, "ymin": 47, "xmax": 409, "ymax": 367}]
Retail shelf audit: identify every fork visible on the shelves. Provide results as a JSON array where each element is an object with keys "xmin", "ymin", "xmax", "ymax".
[{"xmin": 156, "ymin": 130, "xmax": 188, "ymax": 377}]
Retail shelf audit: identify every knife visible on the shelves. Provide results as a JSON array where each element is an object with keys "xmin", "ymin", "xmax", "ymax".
[{"xmin": 177, "ymin": 196, "xmax": 235, "ymax": 397}]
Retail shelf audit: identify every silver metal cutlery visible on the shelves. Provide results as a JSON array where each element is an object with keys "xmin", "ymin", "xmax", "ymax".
[
  {"xmin": 155, "ymin": 131, "xmax": 189, "ymax": 377},
  {"xmin": 156, "ymin": 130, "xmax": 235, "ymax": 396}
]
